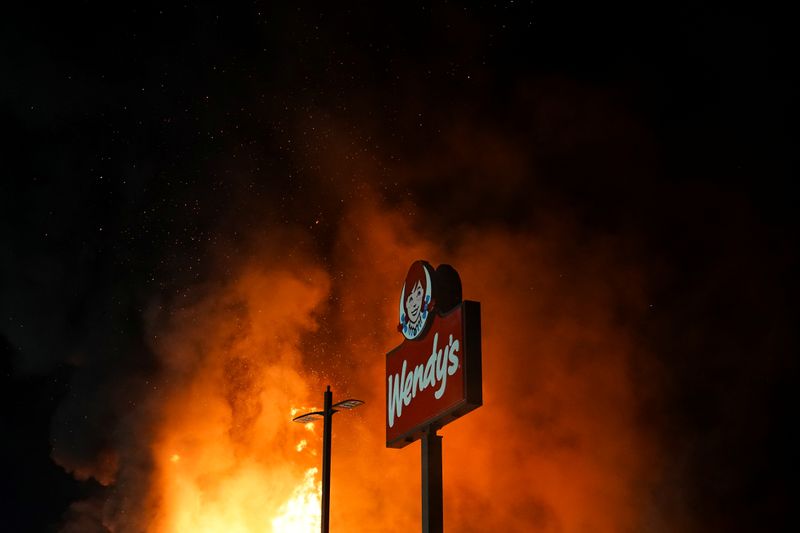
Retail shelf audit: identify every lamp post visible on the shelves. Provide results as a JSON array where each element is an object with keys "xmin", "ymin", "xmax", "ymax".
[{"xmin": 293, "ymin": 386, "xmax": 364, "ymax": 533}]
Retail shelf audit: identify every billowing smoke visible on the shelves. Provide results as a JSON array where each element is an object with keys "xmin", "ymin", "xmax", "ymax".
[
  {"xmin": 321, "ymin": 201, "xmax": 659, "ymax": 532},
  {"xmin": 33, "ymin": 106, "xmax": 667, "ymax": 531},
  {"xmin": 2, "ymin": 4, "xmax": 793, "ymax": 532}
]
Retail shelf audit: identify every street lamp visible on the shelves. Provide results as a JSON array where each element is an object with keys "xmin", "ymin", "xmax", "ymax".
[{"xmin": 293, "ymin": 385, "xmax": 364, "ymax": 533}]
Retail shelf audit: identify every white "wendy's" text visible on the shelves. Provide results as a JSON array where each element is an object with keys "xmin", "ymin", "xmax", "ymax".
[{"xmin": 387, "ymin": 332, "xmax": 460, "ymax": 428}]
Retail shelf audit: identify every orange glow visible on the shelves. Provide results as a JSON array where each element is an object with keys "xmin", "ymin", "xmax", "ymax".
[
  {"xmin": 133, "ymin": 191, "xmax": 658, "ymax": 532},
  {"xmin": 146, "ymin": 262, "xmax": 334, "ymax": 532},
  {"xmin": 271, "ymin": 468, "xmax": 321, "ymax": 532}
]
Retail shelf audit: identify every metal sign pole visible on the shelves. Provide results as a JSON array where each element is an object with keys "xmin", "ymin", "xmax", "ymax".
[
  {"xmin": 388, "ymin": 262, "xmax": 481, "ymax": 532},
  {"xmin": 321, "ymin": 386, "xmax": 333, "ymax": 533},
  {"xmin": 421, "ymin": 426, "xmax": 443, "ymax": 533}
]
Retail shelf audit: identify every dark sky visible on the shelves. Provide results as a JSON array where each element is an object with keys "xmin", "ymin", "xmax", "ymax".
[{"xmin": 1, "ymin": 2, "xmax": 796, "ymax": 532}]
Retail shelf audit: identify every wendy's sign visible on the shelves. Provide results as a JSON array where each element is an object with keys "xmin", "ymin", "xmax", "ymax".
[{"xmin": 386, "ymin": 261, "xmax": 482, "ymax": 448}]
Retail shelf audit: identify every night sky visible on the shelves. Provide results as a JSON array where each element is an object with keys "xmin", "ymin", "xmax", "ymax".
[{"xmin": 1, "ymin": 2, "xmax": 796, "ymax": 532}]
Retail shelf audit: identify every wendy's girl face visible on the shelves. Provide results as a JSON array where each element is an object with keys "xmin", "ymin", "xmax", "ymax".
[
  {"xmin": 405, "ymin": 280, "xmax": 424, "ymax": 323},
  {"xmin": 399, "ymin": 260, "xmax": 433, "ymax": 340}
]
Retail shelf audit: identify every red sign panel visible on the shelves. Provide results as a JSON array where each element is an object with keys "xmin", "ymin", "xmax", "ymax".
[{"xmin": 386, "ymin": 301, "xmax": 482, "ymax": 448}]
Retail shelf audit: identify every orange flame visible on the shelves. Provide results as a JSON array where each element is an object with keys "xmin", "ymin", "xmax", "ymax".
[
  {"xmin": 271, "ymin": 467, "xmax": 321, "ymax": 532},
  {"xmin": 145, "ymin": 263, "xmax": 334, "ymax": 532},
  {"xmin": 132, "ymin": 192, "xmax": 659, "ymax": 532}
]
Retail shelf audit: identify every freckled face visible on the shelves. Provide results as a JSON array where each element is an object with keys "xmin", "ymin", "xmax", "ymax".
[{"xmin": 405, "ymin": 280, "xmax": 424, "ymax": 324}]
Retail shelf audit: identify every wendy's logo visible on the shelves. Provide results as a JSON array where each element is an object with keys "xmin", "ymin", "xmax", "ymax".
[
  {"xmin": 387, "ymin": 260, "xmax": 478, "ymax": 450},
  {"xmin": 399, "ymin": 261, "xmax": 435, "ymax": 340}
]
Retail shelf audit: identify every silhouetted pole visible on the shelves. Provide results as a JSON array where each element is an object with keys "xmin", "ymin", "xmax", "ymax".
[
  {"xmin": 292, "ymin": 388, "xmax": 363, "ymax": 533},
  {"xmin": 321, "ymin": 385, "xmax": 333, "ymax": 533},
  {"xmin": 421, "ymin": 427, "xmax": 443, "ymax": 533}
]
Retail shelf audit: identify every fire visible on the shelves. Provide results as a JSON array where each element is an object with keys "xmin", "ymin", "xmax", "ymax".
[
  {"xmin": 145, "ymin": 263, "xmax": 334, "ymax": 533},
  {"xmin": 271, "ymin": 468, "xmax": 321, "ymax": 532},
  {"xmin": 59, "ymin": 196, "xmax": 659, "ymax": 532}
]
